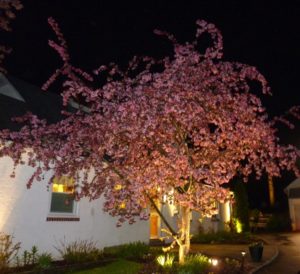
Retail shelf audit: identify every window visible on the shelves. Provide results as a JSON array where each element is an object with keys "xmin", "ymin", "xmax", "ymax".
[{"xmin": 50, "ymin": 176, "xmax": 76, "ymax": 214}]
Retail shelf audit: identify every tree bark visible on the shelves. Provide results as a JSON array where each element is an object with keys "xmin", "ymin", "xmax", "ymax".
[
  {"xmin": 178, "ymin": 206, "xmax": 191, "ymax": 264},
  {"xmin": 147, "ymin": 194, "xmax": 191, "ymax": 264},
  {"xmin": 268, "ymin": 175, "xmax": 275, "ymax": 207}
]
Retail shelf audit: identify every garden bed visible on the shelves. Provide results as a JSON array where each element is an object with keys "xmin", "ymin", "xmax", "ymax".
[
  {"xmin": 5, "ymin": 258, "xmax": 116, "ymax": 274},
  {"xmin": 1, "ymin": 238, "xmax": 253, "ymax": 274}
]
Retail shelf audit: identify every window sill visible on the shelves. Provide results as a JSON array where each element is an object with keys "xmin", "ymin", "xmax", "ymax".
[{"xmin": 46, "ymin": 216, "xmax": 80, "ymax": 222}]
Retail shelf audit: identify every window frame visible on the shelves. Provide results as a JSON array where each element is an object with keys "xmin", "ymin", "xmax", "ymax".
[{"xmin": 47, "ymin": 176, "xmax": 79, "ymax": 220}]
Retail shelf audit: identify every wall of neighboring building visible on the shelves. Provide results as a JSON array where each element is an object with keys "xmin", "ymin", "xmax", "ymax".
[
  {"xmin": 288, "ymin": 198, "xmax": 300, "ymax": 231},
  {"xmin": 0, "ymin": 156, "xmax": 149, "ymax": 258},
  {"xmin": 286, "ymin": 179, "xmax": 300, "ymax": 231}
]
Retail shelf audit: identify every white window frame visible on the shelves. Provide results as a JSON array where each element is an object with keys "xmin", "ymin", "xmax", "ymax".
[{"xmin": 47, "ymin": 176, "xmax": 79, "ymax": 218}]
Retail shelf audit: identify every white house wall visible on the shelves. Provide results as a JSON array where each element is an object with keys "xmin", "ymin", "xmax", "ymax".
[
  {"xmin": 285, "ymin": 178, "xmax": 300, "ymax": 231},
  {"xmin": 218, "ymin": 202, "xmax": 231, "ymax": 231},
  {"xmin": 0, "ymin": 156, "xmax": 149, "ymax": 258},
  {"xmin": 194, "ymin": 202, "xmax": 232, "ymax": 233},
  {"xmin": 159, "ymin": 201, "xmax": 230, "ymax": 240},
  {"xmin": 159, "ymin": 204, "xmax": 205, "ymax": 239}
]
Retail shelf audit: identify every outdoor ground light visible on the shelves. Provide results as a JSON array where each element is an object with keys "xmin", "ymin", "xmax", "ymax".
[
  {"xmin": 209, "ymin": 258, "xmax": 218, "ymax": 266},
  {"xmin": 241, "ymin": 251, "xmax": 246, "ymax": 271}
]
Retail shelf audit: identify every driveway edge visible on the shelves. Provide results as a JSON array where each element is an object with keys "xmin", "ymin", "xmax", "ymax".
[{"xmin": 248, "ymin": 246, "xmax": 279, "ymax": 274}]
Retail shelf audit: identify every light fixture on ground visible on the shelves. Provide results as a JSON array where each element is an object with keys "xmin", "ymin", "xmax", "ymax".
[
  {"xmin": 241, "ymin": 251, "xmax": 246, "ymax": 271},
  {"xmin": 209, "ymin": 258, "xmax": 218, "ymax": 266}
]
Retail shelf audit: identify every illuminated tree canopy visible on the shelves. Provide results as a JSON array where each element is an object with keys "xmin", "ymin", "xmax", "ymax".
[{"xmin": 0, "ymin": 18, "xmax": 299, "ymax": 263}]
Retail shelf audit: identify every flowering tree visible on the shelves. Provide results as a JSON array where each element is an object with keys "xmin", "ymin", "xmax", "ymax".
[
  {"xmin": 0, "ymin": 18, "xmax": 299, "ymax": 263},
  {"xmin": 0, "ymin": 0, "xmax": 22, "ymax": 72}
]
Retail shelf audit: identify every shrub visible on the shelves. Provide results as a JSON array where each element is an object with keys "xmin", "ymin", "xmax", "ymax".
[
  {"xmin": 177, "ymin": 253, "xmax": 210, "ymax": 274},
  {"xmin": 103, "ymin": 242, "xmax": 150, "ymax": 261},
  {"xmin": 17, "ymin": 245, "xmax": 38, "ymax": 266},
  {"xmin": 0, "ymin": 232, "xmax": 21, "ymax": 271},
  {"xmin": 233, "ymin": 179, "xmax": 250, "ymax": 231},
  {"xmin": 35, "ymin": 252, "xmax": 52, "ymax": 270},
  {"xmin": 191, "ymin": 230, "xmax": 254, "ymax": 244},
  {"xmin": 221, "ymin": 257, "xmax": 241, "ymax": 274},
  {"xmin": 54, "ymin": 239, "xmax": 103, "ymax": 264},
  {"xmin": 156, "ymin": 253, "xmax": 175, "ymax": 268},
  {"xmin": 266, "ymin": 213, "xmax": 291, "ymax": 232},
  {"xmin": 149, "ymin": 246, "xmax": 163, "ymax": 257},
  {"xmin": 249, "ymin": 209, "xmax": 261, "ymax": 223}
]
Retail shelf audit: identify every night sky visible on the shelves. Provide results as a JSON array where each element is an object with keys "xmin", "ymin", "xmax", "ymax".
[{"xmin": 3, "ymin": 1, "xmax": 300, "ymax": 210}]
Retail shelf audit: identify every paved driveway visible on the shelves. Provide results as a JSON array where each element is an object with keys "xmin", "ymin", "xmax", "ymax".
[{"xmin": 257, "ymin": 233, "xmax": 300, "ymax": 274}]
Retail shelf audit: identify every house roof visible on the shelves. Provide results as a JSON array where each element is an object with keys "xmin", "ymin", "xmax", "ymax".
[
  {"xmin": 286, "ymin": 178, "xmax": 300, "ymax": 190},
  {"xmin": 0, "ymin": 74, "xmax": 65, "ymax": 130},
  {"xmin": 285, "ymin": 177, "xmax": 300, "ymax": 198}
]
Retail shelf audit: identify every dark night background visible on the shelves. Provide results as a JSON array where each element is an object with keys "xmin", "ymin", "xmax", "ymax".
[{"xmin": 2, "ymin": 1, "xmax": 300, "ymax": 212}]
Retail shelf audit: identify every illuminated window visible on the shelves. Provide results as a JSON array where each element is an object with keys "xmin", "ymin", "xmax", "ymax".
[{"xmin": 50, "ymin": 176, "xmax": 76, "ymax": 214}]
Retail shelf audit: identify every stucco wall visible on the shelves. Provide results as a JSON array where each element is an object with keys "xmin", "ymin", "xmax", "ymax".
[
  {"xmin": 288, "ymin": 198, "xmax": 300, "ymax": 231},
  {"xmin": 0, "ymin": 156, "xmax": 149, "ymax": 258},
  {"xmin": 159, "ymin": 201, "xmax": 230, "ymax": 240}
]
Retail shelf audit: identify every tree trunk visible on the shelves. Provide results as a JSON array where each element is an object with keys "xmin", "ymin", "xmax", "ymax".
[
  {"xmin": 268, "ymin": 175, "xmax": 275, "ymax": 207},
  {"xmin": 147, "ymin": 194, "xmax": 191, "ymax": 264},
  {"xmin": 178, "ymin": 243, "xmax": 187, "ymax": 265},
  {"xmin": 178, "ymin": 206, "xmax": 191, "ymax": 264},
  {"xmin": 183, "ymin": 206, "xmax": 191, "ymax": 254}
]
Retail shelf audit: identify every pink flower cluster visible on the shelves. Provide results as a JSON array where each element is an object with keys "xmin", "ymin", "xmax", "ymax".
[{"xmin": 0, "ymin": 19, "xmax": 299, "ymax": 225}]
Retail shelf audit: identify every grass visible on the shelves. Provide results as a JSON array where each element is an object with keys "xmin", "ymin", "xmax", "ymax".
[{"xmin": 70, "ymin": 259, "xmax": 142, "ymax": 274}]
